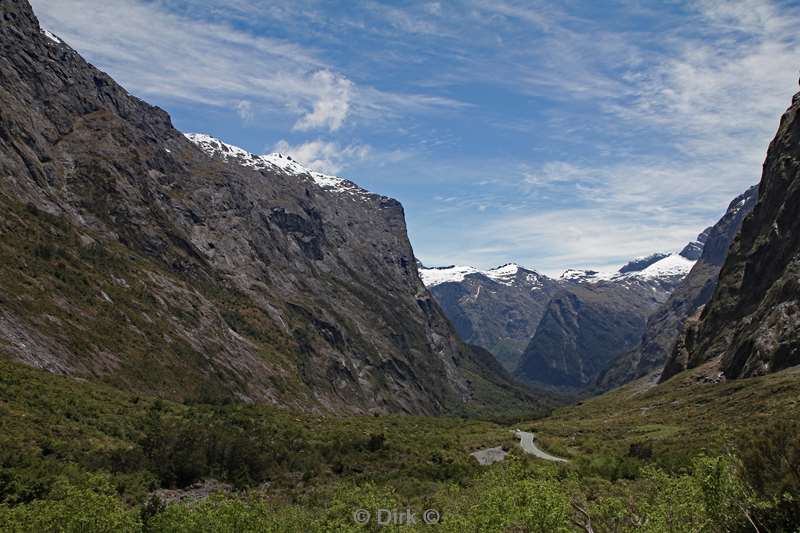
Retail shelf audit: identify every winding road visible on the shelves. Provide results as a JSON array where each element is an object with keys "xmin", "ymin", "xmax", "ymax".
[{"xmin": 513, "ymin": 429, "xmax": 569, "ymax": 462}]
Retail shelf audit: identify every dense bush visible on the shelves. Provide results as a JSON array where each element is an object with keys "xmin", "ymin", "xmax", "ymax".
[
  {"xmin": 739, "ymin": 419, "xmax": 800, "ymax": 531},
  {"xmin": 1, "ymin": 356, "xmax": 796, "ymax": 532},
  {"xmin": 0, "ymin": 475, "xmax": 141, "ymax": 533},
  {"xmin": 0, "ymin": 447, "xmax": 774, "ymax": 532}
]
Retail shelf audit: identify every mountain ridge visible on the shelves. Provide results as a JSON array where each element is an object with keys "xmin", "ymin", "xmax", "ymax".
[
  {"xmin": 0, "ymin": 0, "xmax": 541, "ymax": 416},
  {"xmin": 597, "ymin": 185, "xmax": 758, "ymax": 390},
  {"xmin": 663, "ymin": 91, "xmax": 800, "ymax": 382},
  {"xmin": 421, "ymin": 246, "xmax": 700, "ymax": 381}
]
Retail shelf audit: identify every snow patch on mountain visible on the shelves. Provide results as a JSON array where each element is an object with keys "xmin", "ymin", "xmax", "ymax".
[
  {"xmin": 560, "ymin": 269, "xmax": 615, "ymax": 283},
  {"xmin": 484, "ymin": 263, "xmax": 519, "ymax": 285},
  {"xmin": 41, "ymin": 29, "xmax": 62, "ymax": 44},
  {"xmin": 185, "ymin": 133, "xmax": 373, "ymax": 199},
  {"xmin": 560, "ymin": 253, "xmax": 695, "ymax": 284},
  {"xmin": 419, "ymin": 265, "xmax": 480, "ymax": 286},
  {"xmin": 634, "ymin": 253, "xmax": 695, "ymax": 280},
  {"xmin": 420, "ymin": 263, "xmax": 547, "ymax": 289}
]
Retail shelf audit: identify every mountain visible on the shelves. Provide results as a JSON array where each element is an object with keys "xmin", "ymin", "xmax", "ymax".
[
  {"xmin": 513, "ymin": 252, "xmax": 696, "ymax": 391},
  {"xmin": 662, "ymin": 91, "xmax": 800, "ymax": 382},
  {"xmin": 0, "ymin": 0, "xmax": 539, "ymax": 416},
  {"xmin": 420, "ymin": 263, "xmax": 561, "ymax": 371},
  {"xmin": 422, "ymin": 250, "xmax": 698, "ymax": 389},
  {"xmin": 598, "ymin": 185, "xmax": 758, "ymax": 390}
]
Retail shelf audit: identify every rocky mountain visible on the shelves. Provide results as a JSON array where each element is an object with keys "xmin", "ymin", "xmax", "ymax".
[
  {"xmin": 598, "ymin": 186, "xmax": 758, "ymax": 390},
  {"xmin": 422, "ymin": 249, "xmax": 698, "ymax": 390},
  {"xmin": 513, "ymin": 252, "xmax": 696, "ymax": 390},
  {"xmin": 0, "ymin": 0, "xmax": 539, "ymax": 416},
  {"xmin": 420, "ymin": 263, "xmax": 561, "ymax": 371},
  {"xmin": 662, "ymin": 91, "xmax": 800, "ymax": 382}
]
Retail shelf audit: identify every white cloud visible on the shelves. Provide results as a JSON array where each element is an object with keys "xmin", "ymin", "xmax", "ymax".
[
  {"xmin": 273, "ymin": 139, "xmax": 370, "ymax": 175},
  {"xmin": 292, "ymin": 70, "xmax": 352, "ymax": 132},
  {"xmin": 235, "ymin": 100, "xmax": 254, "ymax": 122},
  {"xmin": 29, "ymin": 0, "xmax": 463, "ymax": 133},
  {"xmin": 414, "ymin": 0, "xmax": 799, "ymax": 271}
]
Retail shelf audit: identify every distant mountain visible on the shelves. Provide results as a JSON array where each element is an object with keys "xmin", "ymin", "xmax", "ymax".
[
  {"xmin": 513, "ymin": 252, "xmax": 696, "ymax": 391},
  {"xmin": 0, "ymin": 0, "xmax": 540, "ymax": 416},
  {"xmin": 422, "ymin": 249, "xmax": 699, "ymax": 387},
  {"xmin": 599, "ymin": 185, "xmax": 758, "ymax": 390},
  {"xmin": 420, "ymin": 264, "xmax": 561, "ymax": 371},
  {"xmin": 662, "ymin": 91, "xmax": 800, "ymax": 382}
]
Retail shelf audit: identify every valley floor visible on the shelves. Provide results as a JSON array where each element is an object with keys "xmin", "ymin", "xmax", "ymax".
[{"xmin": 0, "ymin": 355, "xmax": 798, "ymax": 531}]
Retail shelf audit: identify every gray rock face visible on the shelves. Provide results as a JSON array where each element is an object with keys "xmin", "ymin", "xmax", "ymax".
[
  {"xmin": 420, "ymin": 264, "xmax": 561, "ymax": 371},
  {"xmin": 514, "ymin": 275, "xmax": 675, "ymax": 390},
  {"xmin": 662, "ymin": 93, "xmax": 800, "ymax": 381},
  {"xmin": 599, "ymin": 185, "xmax": 758, "ymax": 390},
  {"xmin": 423, "ymin": 252, "xmax": 698, "ymax": 392},
  {"xmin": 0, "ymin": 0, "xmax": 537, "ymax": 415}
]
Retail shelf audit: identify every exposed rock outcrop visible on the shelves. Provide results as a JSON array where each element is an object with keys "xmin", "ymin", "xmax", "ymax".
[
  {"xmin": 420, "ymin": 264, "xmax": 561, "ymax": 371},
  {"xmin": 600, "ymin": 185, "xmax": 757, "ymax": 390},
  {"xmin": 0, "ymin": 0, "xmax": 539, "ymax": 415},
  {"xmin": 662, "ymin": 92, "xmax": 800, "ymax": 381},
  {"xmin": 514, "ymin": 276, "xmax": 673, "ymax": 391}
]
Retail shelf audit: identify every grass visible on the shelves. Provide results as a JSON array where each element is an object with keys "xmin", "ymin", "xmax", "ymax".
[
  {"xmin": 530, "ymin": 363, "xmax": 800, "ymax": 468},
  {"xmin": 0, "ymin": 355, "xmax": 510, "ymax": 506},
  {"xmin": 0, "ymin": 353, "xmax": 798, "ymax": 530}
]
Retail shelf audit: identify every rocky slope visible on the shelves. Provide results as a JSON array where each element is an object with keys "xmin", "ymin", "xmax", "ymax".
[
  {"xmin": 662, "ymin": 91, "xmax": 800, "ymax": 381},
  {"xmin": 0, "ymin": 0, "xmax": 538, "ymax": 415},
  {"xmin": 420, "ymin": 263, "xmax": 561, "ymax": 371},
  {"xmin": 513, "ymin": 254, "xmax": 695, "ymax": 391},
  {"xmin": 598, "ymin": 185, "xmax": 758, "ymax": 390},
  {"xmin": 422, "ymin": 251, "xmax": 698, "ymax": 391}
]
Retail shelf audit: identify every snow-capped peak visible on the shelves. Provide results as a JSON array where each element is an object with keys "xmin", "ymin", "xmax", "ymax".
[
  {"xmin": 485, "ymin": 263, "xmax": 519, "ymax": 281},
  {"xmin": 560, "ymin": 252, "xmax": 695, "ymax": 285},
  {"xmin": 618, "ymin": 253, "xmax": 670, "ymax": 274},
  {"xmin": 185, "ymin": 133, "xmax": 372, "ymax": 199},
  {"xmin": 629, "ymin": 253, "xmax": 695, "ymax": 281},
  {"xmin": 418, "ymin": 265, "xmax": 480, "ymax": 287},
  {"xmin": 419, "ymin": 262, "xmax": 545, "ymax": 289}
]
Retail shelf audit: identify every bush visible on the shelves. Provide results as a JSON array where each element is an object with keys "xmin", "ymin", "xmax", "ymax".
[
  {"xmin": 739, "ymin": 419, "xmax": 800, "ymax": 530},
  {"xmin": 146, "ymin": 495, "xmax": 309, "ymax": 533},
  {"xmin": 0, "ymin": 474, "xmax": 141, "ymax": 533}
]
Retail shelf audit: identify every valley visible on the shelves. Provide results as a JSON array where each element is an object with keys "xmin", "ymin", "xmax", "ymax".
[{"xmin": 1, "ymin": 0, "xmax": 799, "ymax": 531}]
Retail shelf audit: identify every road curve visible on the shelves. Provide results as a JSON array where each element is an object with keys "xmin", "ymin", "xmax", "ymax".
[{"xmin": 514, "ymin": 430, "xmax": 568, "ymax": 462}]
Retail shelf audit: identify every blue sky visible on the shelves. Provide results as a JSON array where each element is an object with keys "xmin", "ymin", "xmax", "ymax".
[{"xmin": 31, "ymin": 0, "xmax": 800, "ymax": 275}]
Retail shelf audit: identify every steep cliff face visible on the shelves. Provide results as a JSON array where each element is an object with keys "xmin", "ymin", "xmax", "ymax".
[
  {"xmin": 514, "ymin": 277, "xmax": 672, "ymax": 390},
  {"xmin": 662, "ymin": 92, "xmax": 800, "ymax": 382},
  {"xmin": 420, "ymin": 264, "xmax": 561, "ymax": 371},
  {"xmin": 0, "ymin": 0, "xmax": 536, "ymax": 415},
  {"xmin": 424, "ymin": 249, "xmax": 698, "ymax": 392},
  {"xmin": 599, "ymin": 186, "xmax": 758, "ymax": 390}
]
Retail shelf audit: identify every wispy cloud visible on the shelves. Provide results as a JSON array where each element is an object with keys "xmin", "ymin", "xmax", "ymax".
[
  {"xmin": 292, "ymin": 70, "xmax": 352, "ymax": 132},
  {"xmin": 235, "ymin": 100, "xmax": 254, "ymax": 123},
  {"xmin": 408, "ymin": 0, "xmax": 800, "ymax": 272},
  {"xmin": 30, "ymin": 0, "xmax": 464, "ymax": 132},
  {"xmin": 30, "ymin": 0, "xmax": 800, "ymax": 273}
]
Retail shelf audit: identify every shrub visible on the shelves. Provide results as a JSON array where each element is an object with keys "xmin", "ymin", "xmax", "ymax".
[
  {"xmin": 146, "ymin": 495, "xmax": 309, "ymax": 533},
  {"xmin": 0, "ymin": 474, "xmax": 141, "ymax": 533}
]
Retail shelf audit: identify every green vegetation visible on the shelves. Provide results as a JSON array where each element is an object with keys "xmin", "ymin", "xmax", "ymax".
[
  {"xmin": 0, "ymin": 194, "xmax": 312, "ymax": 406},
  {"xmin": 1, "ymin": 355, "xmax": 798, "ymax": 531}
]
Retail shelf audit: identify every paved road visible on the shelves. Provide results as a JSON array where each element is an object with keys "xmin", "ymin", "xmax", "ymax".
[{"xmin": 514, "ymin": 430, "xmax": 568, "ymax": 462}]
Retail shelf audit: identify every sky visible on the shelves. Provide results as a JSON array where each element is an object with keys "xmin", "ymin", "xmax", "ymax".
[{"xmin": 30, "ymin": 0, "xmax": 800, "ymax": 276}]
